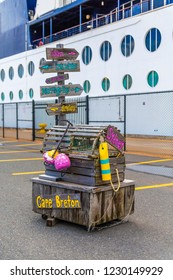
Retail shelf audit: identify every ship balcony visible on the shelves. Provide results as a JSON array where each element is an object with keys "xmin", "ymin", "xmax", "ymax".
[{"xmin": 30, "ymin": 0, "xmax": 173, "ymax": 48}]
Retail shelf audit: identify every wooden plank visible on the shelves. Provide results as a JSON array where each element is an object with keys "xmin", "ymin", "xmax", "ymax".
[
  {"xmin": 40, "ymin": 84, "xmax": 83, "ymax": 98},
  {"xmin": 44, "ymin": 168, "xmax": 125, "ymax": 186},
  {"xmin": 40, "ymin": 60, "xmax": 80, "ymax": 73},
  {"xmin": 46, "ymin": 48, "xmax": 79, "ymax": 60},
  {"xmin": 46, "ymin": 102, "xmax": 78, "ymax": 116},
  {"xmin": 45, "ymin": 74, "xmax": 69, "ymax": 84},
  {"xmin": 124, "ymin": 185, "xmax": 135, "ymax": 216}
]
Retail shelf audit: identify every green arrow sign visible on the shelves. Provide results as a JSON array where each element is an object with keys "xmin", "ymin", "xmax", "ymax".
[
  {"xmin": 40, "ymin": 84, "xmax": 83, "ymax": 98},
  {"xmin": 40, "ymin": 60, "xmax": 80, "ymax": 73}
]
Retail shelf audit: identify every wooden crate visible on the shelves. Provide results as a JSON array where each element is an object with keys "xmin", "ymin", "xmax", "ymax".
[
  {"xmin": 32, "ymin": 178, "xmax": 135, "ymax": 231},
  {"xmin": 41, "ymin": 153, "xmax": 125, "ymax": 186}
]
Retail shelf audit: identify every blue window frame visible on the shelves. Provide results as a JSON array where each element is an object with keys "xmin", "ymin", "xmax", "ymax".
[
  {"xmin": 100, "ymin": 41, "xmax": 112, "ymax": 61},
  {"xmin": 82, "ymin": 46, "xmax": 92, "ymax": 65},
  {"xmin": 145, "ymin": 28, "xmax": 161, "ymax": 52},
  {"xmin": 121, "ymin": 35, "xmax": 135, "ymax": 57}
]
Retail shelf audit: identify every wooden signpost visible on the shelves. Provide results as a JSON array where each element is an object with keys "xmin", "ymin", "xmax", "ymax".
[{"xmin": 40, "ymin": 44, "xmax": 83, "ymax": 121}]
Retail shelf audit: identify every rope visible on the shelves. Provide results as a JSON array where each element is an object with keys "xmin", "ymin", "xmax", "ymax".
[
  {"xmin": 110, "ymin": 168, "xmax": 120, "ymax": 193},
  {"xmin": 88, "ymin": 169, "xmax": 122, "ymax": 232}
]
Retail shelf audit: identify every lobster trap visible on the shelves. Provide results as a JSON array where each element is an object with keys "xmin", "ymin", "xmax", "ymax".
[{"xmin": 40, "ymin": 124, "xmax": 126, "ymax": 186}]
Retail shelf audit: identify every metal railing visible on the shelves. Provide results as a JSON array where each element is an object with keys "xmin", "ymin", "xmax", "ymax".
[{"xmin": 32, "ymin": 0, "xmax": 173, "ymax": 47}]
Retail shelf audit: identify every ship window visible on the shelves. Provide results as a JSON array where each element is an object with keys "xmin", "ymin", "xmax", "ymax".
[
  {"xmin": 83, "ymin": 80, "xmax": 91, "ymax": 93},
  {"xmin": 29, "ymin": 88, "xmax": 34, "ymax": 99},
  {"xmin": 102, "ymin": 77, "xmax": 110, "ymax": 91},
  {"xmin": 82, "ymin": 46, "xmax": 92, "ymax": 65},
  {"xmin": 123, "ymin": 74, "xmax": 132, "ymax": 90},
  {"xmin": 18, "ymin": 64, "xmax": 24, "ymax": 78},
  {"xmin": 9, "ymin": 67, "xmax": 14, "ymax": 80},
  {"xmin": 9, "ymin": 91, "xmax": 13, "ymax": 101},
  {"xmin": 100, "ymin": 41, "xmax": 112, "ymax": 61},
  {"xmin": 153, "ymin": 0, "xmax": 164, "ymax": 9},
  {"xmin": 121, "ymin": 35, "xmax": 135, "ymax": 57},
  {"xmin": 145, "ymin": 28, "xmax": 161, "ymax": 52},
  {"xmin": 19, "ymin": 90, "xmax": 23, "ymax": 100},
  {"xmin": 28, "ymin": 61, "xmax": 35, "ymax": 76},
  {"xmin": 0, "ymin": 69, "xmax": 5, "ymax": 82},
  {"xmin": 147, "ymin": 71, "xmax": 159, "ymax": 87},
  {"xmin": 1, "ymin": 92, "xmax": 5, "ymax": 101}
]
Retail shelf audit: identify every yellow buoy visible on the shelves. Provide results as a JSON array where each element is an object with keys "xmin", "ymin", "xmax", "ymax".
[{"xmin": 99, "ymin": 142, "xmax": 111, "ymax": 181}]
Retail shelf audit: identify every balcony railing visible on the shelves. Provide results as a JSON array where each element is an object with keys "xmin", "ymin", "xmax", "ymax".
[{"xmin": 32, "ymin": 0, "xmax": 173, "ymax": 48}]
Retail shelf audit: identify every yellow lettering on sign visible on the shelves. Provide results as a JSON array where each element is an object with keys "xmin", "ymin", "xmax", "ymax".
[
  {"xmin": 61, "ymin": 105, "xmax": 76, "ymax": 113},
  {"xmin": 55, "ymin": 195, "xmax": 80, "ymax": 208},
  {"xmin": 36, "ymin": 195, "xmax": 52, "ymax": 208}
]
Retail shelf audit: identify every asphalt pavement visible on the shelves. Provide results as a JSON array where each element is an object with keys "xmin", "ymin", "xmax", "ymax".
[{"xmin": 0, "ymin": 137, "xmax": 173, "ymax": 260}]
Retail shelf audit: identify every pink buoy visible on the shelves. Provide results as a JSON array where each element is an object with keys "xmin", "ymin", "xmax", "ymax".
[
  {"xmin": 43, "ymin": 150, "xmax": 58, "ymax": 165},
  {"xmin": 54, "ymin": 153, "xmax": 71, "ymax": 171}
]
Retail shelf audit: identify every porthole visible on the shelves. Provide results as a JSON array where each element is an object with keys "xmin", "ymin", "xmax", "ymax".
[
  {"xmin": 28, "ymin": 61, "xmax": 35, "ymax": 76},
  {"xmin": 29, "ymin": 88, "xmax": 34, "ymax": 99},
  {"xmin": 83, "ymin": 80, "xmax": 91, "ymax": 93},
  {"xmin": 145, "ymin": 28, "xmax": 161, "ymax": 52},
  {"xmin": 121, "ymin": 35, "xmax": 135, "ymax": 57},
  {"xmin": 123, "ymin": 74, "xmax": 132, "ymax": 90},
  {"xmin": 102, "ymin": 77, "xmax": 110, "ymax": 91},
  {"xmin": 18, "ymin": 64, "xmax": 24, "ymax": 78},
  {"xmin": 1, "ymin": 92, "xmax": 5, "ymax": 101},
  {"xmin": 0, "ymin": 69, "xmax": 5, "ymax": 81},
  {"xmin": 9, "ymin": 91, "xmax": 13, "ymax": 101},
  {"xmin": 147, "ymin": 71, "xmax": 159, "ymax": 87},
  {"xmin": 82, "ymin": 46, "xmax": 92, "ymax": 65},
  {"xmin": 19, "ymin": 90, "xmax": 23, "ymax": 100},
  {"xmin": 100, "ymin": 41, "xmax": 112, "ymax": 61},
  {"xmin": 9, "ymin": 67, "xmax": 14, "ymax": 80}
]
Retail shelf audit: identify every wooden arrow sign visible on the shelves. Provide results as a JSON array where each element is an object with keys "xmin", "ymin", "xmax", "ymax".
[
  {"xmin": 40, "ymin": 60, "xmax": 80, "ymax": 73},
  {"xmin": 46, "ymin": 48, "xmax": 79, "ymax": 60},
  {"xmin": 45, "ymin": 74, "xmax": 69, "ymax": 84},
  {"xmin": 40, "ymin": 84, "xmax": 83, "ymax": 98},
  {"xmin": 46, "ymin": 102, "xmax": 78, "ymax": 116}
]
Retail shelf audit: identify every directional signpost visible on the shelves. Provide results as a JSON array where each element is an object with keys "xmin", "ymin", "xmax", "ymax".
[{"xmin": 40, "ymin": 44, "xmax": 83, "ymax": 124}]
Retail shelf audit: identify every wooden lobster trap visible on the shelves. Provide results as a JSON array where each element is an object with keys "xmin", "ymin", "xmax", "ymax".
[{"xmin": 40, "ymin": 124, "xmax": 126, "ymax": 186}]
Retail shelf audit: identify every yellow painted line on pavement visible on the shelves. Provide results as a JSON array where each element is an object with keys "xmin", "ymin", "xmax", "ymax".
[
  {"xmin": 136, "ymin": 182, "xmax": 173, "ymax": 190},
  {"xmin": 12, "ymin": 170, "xmax": 45, "ymax": 176},
  {"xmin": 15, "ymin": 143, "xmax": 42, "ymax": 147},
  {"xmin": 127, "ymin": 158, "xmax": 173, "ymax": 166},
  {"xmin": 0, "ymin": 150, "xmax": 39, "ymax": 154},
  {"xmin": 0, "ymin": 158, "xmax": 42, "ymax": 163}
]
